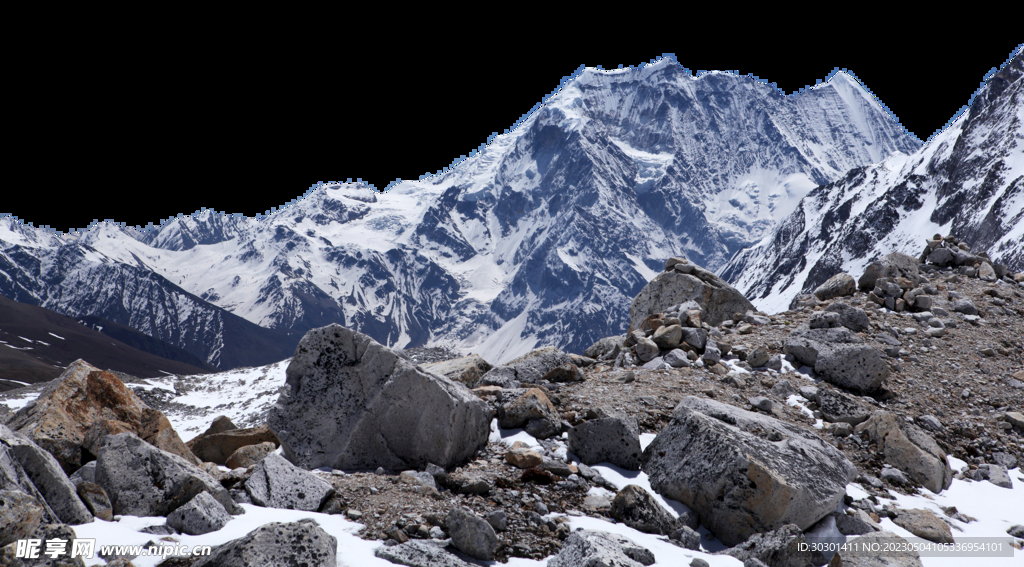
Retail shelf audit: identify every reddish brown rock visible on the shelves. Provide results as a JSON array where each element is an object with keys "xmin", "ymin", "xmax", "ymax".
[
  {"xmin": 187, "ymin": 425, "xmax": 280, "ymax": 466},
  {"xmin": 5, "ymin": 359, "xmax": 199, "ymax": 474}
]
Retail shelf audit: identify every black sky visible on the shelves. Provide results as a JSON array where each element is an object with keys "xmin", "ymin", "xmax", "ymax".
[{"xmin": 14, "ymin": 37, "xmax": 1023, "ymax": 233}]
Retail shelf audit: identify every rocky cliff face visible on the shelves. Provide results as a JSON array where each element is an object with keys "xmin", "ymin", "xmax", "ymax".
[
  {"xmin": 0, "ymin": 57, "xmax": 920, "ymax": 365},
  {"xmin": 723, "ymin": 50, "xmax": 1023, "ymax": 313}
]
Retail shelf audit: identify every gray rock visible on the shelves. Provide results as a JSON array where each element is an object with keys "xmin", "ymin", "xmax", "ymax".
[
  {"xmin": 834, "ymin": 510, "xmax": 880, "ymax": 535},
  {"xmin": 245, "ymin": 453, "xmax": 334, "ymax": 511},
  {"xmin": 723, "ymin": 523, "xmax": 826, "ymax": 567},
  {"xmin": 766, "ymin": 354, "xmax": 784, "ymax": 372},
  {"xmin": 609, "ymin": 484, "xmax": 678, "ymax": 535},
  {"xmin": 94, "ymin": 432, "xmax": 241, "ymax": 517},
  {"xmin": 652, "ymin": 325, "xmax": 684, "ymax": 350},
  {"xmin": 375, "ymin": 540, "xmax": 475, "ymax": 567},
  {"xmin": 969, "ymin": 464, "xmax": 1012, "ymax": 488},
  {"xmin": 927, "ymin": 247, "xmax": 954, "ymax": 265},
  {"xmin": 892, "ymin": 508, "xmax": 953, "ymax": 544},
  {"xmin": 855, "ymin": 412, "xmax": 952, "ymax": 493},
  {"xmin": 267, "ymin": 324, "xmax": 491, "ymax": 471},
  {"xmin": 663, "ymin": 350, "xmax": 691, "ymax": 368},
  {"xmin": 1007, "ymin": 525, "xmax": 1024, "ymax": 538},
  {"xmin": 671, "ymin": 525, "xmax": 701, "ymax": 550},
  {"xmin": 548, "ymin": 530, "xmax": 655, "ymax": 567},
  {"xmin": 745, "ymin": 312, "xmax": 772, "ymax": 326},
  {"xmin": 990, "ymin": 451, "xmax": 1017, "ymax": 470},
  {"xmin": 825, "ymin": 303, "xmax": 871, "ymax": 332},
  {"xmin": 858, "ymin": 253, "xmax": 920, "ymax": 291},
  {"xmin": 447, "ymin": 507, "xmax": 498, "ymax": 561},
  {"xmin": 421, "ymin": 355, "xmax": 493, "ymax": 388},
  {"xmin": 701, "ymin": 346, "xmax": 722, "ymax": 365},
  {"xmin": 881, "ymin": 465, "xmax": 909, "ymax": 485},
  {"xmin": 786, "ymin": 327, "xmax": 888, "ymax": 394},
  {"xmin": 635, "ymin": 337, "xmax": 660, "ymax": 363},
  {"xmin": 629, "ymin": 265, "xmax": 755, "ymax": 330},
  {"xmin": 569, "ymin": 415, "xmax": 643, "ymax": 471},
  {"xmin": 815, "ymin": 389, "xmax": 870, "ymax": 426},
  {"xmin": 814, "ymin": 273, "xmax": 856, "ymax": 301},
  {"xmin": 917, "ymin": 415, "xmax": 943, "ymax": 432},
  {"xmin": 76, "ymin": 481, "xmax": 113, "ymax": 521},
  {"xmin": 499, "ymin": 388, "xmax": 561, "ymax": 440},
  {"xmin": 829, "ymin": 531, "xmax": 923, "ymax": 566},
  {"xmin": 979, "ymin": 262, "xmax": 996, "ymax": 281},
  {"xmin": 68, "ymin": 461, "xmax": 95, "ymax": 487},
  {"xmin": 477, "ymin": 366, "xmax": 521, "ymax": 388},
  {"xmin": 810, "ymin": 311, "xmax": 842, "ymax": 329},
  {"xmin": 498, "ymin": 346, "xmax": 575, "ymax": 383},
  {"xmin": 166, "ymin": 491, "xmax": 232, "ymax": 535},
  {"xmin": 748, "ymin": 347, "xmax": 770, "ymax": 368},
  {"xmin": 642, "ymin": 397, "xmax": 856, "ymax": 546},
  {"xmin": 681, "ymin": 328, "xmax": 708, "ymax": 351},
  {"xmin": 690, "ymin": 560, "xmax": 711, "ymax": 567},
  {"xmin": 584, "ymin": 336, "xmax": 627, "ymax": 361},
  {"xmin": 748, "ymin": 397, "xmax": 773, "ymax": 412},
  {"xmin": 951, "ymin": 299, "xmax": 978, "ymax": 315},
  {"xmin": 0, "ymin": 489, "xmax": 46, "ymax": 547},
  {"xmin": 0, "ymin": 425, "xmax": 92, "ymax": 525},
  {"xmin": 798, "ymin": 386, "xmax": 819, "ymax": 400},
  {"xmin": 771, "ymin": 380, "xmax": 797, "ymax": 399},
  {"xmin": 399, "ymin": 470, "xmax": 439, "ymax": 491},
  {"xmin": 486, "ymin": 510, "xmax": 507, "ymax": 532},
  {"xmin": 193, "ymin": 519, "xmax": 336, "ymax": 567}
]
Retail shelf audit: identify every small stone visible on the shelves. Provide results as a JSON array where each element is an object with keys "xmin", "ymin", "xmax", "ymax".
[{"xmin": 748, "ymin": 397, "xmax": 773, "ymax": 412}]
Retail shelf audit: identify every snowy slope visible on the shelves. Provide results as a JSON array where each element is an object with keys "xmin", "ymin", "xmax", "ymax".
[
  {"xmin": 722, "ymin": 49, "xmax": 1024, "ymax": 313},
  {"xmin": 2, "ymin": 55, "xmax": 920, "ymax": 365}
]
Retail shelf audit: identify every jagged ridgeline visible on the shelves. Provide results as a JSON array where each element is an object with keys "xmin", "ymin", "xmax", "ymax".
[
  {"xmin": 2, "ymin": 53, "xmax": 942, "ymax": 367},
  {"xmin": 724, "ymin": 49, "xmax": 1024, "ymax": 313}
]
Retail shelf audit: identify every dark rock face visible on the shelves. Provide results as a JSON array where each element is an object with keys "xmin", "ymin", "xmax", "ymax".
[
  {"xmin": 642, "ymin": 397, "xmax": 856, "ymax": 546},
  {"xmin": 244, "ymin": 453, "xmax": 335, "ymax": 512},
  {"xmin": 568, "ymin": 414, "xmax": 643, "ymax": 471},
  {"xmin": 267, "ymin": 324, "xmax": 491, "ymax": 471},
  {"xmin": 722, "ymin": 523, "xmax": 827, "ymax": 567},
  {"xmin": 0, "ymin": 425, "xmax": 92, "ymax": 525}
]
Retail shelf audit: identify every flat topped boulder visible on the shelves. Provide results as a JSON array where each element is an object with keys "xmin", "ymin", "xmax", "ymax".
[
  {"xmin": 267, "ymin": 324, "xmax": 491, "ymax": 471},
  {"xmin": 5, "ymin": 359, "xmax": 198, "ymax": 474},
  {"xmin": 858, "ymin": 252, "xmax": 920, "ymax": 291},
  {"xmin": 629, "ymin": 261, "xmax": 754, "ymax": 330},
  {"xmin": 642, "ymin": 396, "xmax": 856, "ymax": 547}
]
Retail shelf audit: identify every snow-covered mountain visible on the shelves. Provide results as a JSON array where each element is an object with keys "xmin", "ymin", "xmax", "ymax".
[
  {"xmin": 2, "ymin": 56, "xmax": 922, "ymax": 365},
  {"xmin": 722, "ymin": 49, "xmax": 1024, "ymax": 313}
]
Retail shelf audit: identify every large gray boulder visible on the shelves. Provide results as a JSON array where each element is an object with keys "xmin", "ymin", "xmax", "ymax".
[
  {"xmin": 2, "ymin": 444, "xmax": 60, "ymax": 526},
  {"xmin": 93, "ymin": 432, "xmax": 242, "ymax": 517},
  {"xmin": 568, "ymin": 414, "xmax": 643, "ymax": 471},
  {"xmin": 854, "ymin": 412, "xmax": 952, "ymax": 493},
  {"xmin": 858, "ymin": 252, "xmax": 920, "ymax": 291},
  {"xmin": 548, "ymin": 530, "xmax": 655, "ymax": 567},
  {"xmin": 824, "ymin": 303, "xmax": 870, "ymax": 333},
  {"xmin": 629, "ymin": 263, "xmax": 754, "ymax": 330},
  {"xmin": 0, "ymin": 425, "xmax": 92, "ymax": 525},
  {"xmin": 267, "ymin": 324, "xmax": 491, "ymax": 471},
  {"xmin": 166, "ymin": 491, "xmax": 232, "ymax": 535},
  {"xmin": 244, "ymin": 453, "xmax": 335, "ymax": 511},
  {"xmin": 642, "ymin": 397, "xmax": 857, "ymax": 546},
  {"xmin": 785, "ymin": 326, "xmax": 889, "ymax": 394},
  {"xmin": 193, "ymin": 519, "xmax": 337, "ymax": 567}
]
